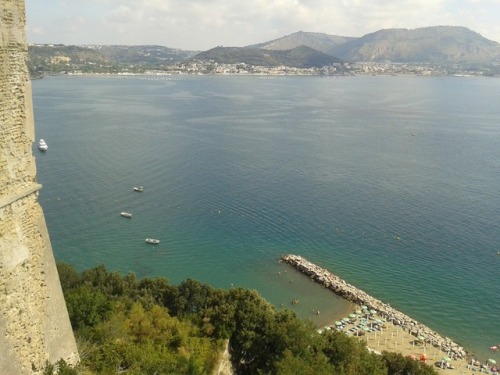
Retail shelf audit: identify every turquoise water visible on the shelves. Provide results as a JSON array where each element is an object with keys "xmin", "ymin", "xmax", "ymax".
[{"xmin": 32, "ymin": 75, "xmax": 500, "ymax": 361}]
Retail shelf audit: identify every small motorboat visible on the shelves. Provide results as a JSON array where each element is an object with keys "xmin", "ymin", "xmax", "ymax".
[
  {"xmin": 133, "ymin": 186, "xmax": 144, "ymax": 192},
  {"xmin": 145, "ymin": 238, "xmax": 160, "ymax": 244},
  {"xmin": 120, "ymin": 212, "xmax": 132, "ymax": 218},
  {"xmin": 38, "ymin": 139, "xmax": 48, "ymax": 151}
]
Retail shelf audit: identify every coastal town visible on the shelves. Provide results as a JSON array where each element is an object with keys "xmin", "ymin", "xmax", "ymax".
[
  {"xmin": 156, "ymin": 60, "xmax": 498, "ymax": 76},
  {"xmin": 28, "ymin": 43, "xmax": 498, "ymax": 78},
  {"xmin": 58, "ymin": 60, "xmax": 497, "ymax": 77}
]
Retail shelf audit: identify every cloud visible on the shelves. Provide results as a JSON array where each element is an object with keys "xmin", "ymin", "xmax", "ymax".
[{"xmin": 26, "ymin": 0, "xmax": 500, "ymax": 49}]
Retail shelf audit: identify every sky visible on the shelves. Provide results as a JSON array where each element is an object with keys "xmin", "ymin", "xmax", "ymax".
[{"xmin": 25, "ymin": 0, "xmax": 500, "ymax": 51}]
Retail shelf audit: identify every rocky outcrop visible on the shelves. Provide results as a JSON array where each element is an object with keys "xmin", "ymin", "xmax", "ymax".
[
  {"xmin": 281, "ymin": 254, "xmax": 467, "ymax": 360},
  {"xmin": 0, "ymin": 1, "xmax": 79, "ymax": 374}
]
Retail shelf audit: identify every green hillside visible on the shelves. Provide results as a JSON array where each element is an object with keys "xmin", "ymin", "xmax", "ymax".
[
  {"xmin": 192, "ymin": 45, "xmax": 343, "ymax": 68},
  {"xmin": 47, "ymin": 263, "xmax": 440, "ymax": 375},
  {"xmin": 28, "ymin": 44, "xmax": 197, "ymax": 77}
]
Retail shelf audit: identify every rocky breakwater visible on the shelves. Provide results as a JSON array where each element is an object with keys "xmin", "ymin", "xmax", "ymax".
[{"xmin": 281, "ymin": 254, "xmax": 468, "ymax": 360}]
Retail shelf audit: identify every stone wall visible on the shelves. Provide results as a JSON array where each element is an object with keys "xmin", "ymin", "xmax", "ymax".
[{"xmin": 0, "ymin": 1, "xmax": 79, "ymax": 373}]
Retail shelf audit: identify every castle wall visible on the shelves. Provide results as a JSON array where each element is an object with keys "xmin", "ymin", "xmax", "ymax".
[{"xmin": 0, "ymin": 1, "xmax": 79, "ymax": 373}]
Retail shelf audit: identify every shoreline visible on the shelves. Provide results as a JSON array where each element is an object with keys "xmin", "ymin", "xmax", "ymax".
[{"xmin": 280, "ymin": 254, "xmax": 468, "ymax": 361}]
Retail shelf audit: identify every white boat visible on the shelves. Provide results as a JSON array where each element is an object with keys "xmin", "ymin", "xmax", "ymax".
[
  {"xmin": 120, "ymin": 212, "xmax": 132, "ymax": 218},
  {"xmin": 145, "ymin": 238, "xmax": 160, "ymax": 244},
  {"xmin": 133, "ymin": 186, "xmax": 144, "ymax": 192},
  {"xmin": 38, "ymin": 139, "xmax": 48, "ymax": 151}
]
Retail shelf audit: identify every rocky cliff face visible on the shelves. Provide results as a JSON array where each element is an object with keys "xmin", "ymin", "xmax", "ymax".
[{"xmin": 0, "ymin": 1, "xmax": 79, "ymax": 373}]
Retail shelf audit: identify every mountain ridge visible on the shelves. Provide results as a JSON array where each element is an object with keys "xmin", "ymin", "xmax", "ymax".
[
  {"xmin": 191, "ymin": 45, "xmax": 343, "ymax": 68},
  {"xmin": 28, "ymin": 26, "xmax": 500, "ymax": 76},
  {"xmin": 249, "ymin": 30, "xmax": 356, "ymax": 54},
  {"xmin": 252, "ymin": 26, "xmax": 500, "ymax": 62}
]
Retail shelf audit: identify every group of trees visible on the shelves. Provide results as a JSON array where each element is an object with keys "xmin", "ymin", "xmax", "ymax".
[{"xmin": 46, "ymin": 263, "xmax": 439, "ymax": 375}]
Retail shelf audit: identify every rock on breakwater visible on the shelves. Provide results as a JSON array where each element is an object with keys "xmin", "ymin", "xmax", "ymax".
[{"xmin": 280, "ymin": 254, "xmax": 468, "ymax": 360}]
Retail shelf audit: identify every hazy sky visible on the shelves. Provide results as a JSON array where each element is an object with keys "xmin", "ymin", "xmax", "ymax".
[{"xmin": 26, "ymin": 0, "xmax": 500, "ymax": 51}]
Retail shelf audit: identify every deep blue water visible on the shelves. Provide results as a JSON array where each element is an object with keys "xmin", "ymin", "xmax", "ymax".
[{"xmin": 32, "ymin": 74, "xmax": 500, "ymax": 361}]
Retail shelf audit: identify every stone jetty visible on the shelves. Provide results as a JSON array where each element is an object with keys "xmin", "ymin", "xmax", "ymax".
[{"xmin": 281, "ymin": 254, "xmax": 468, "ymax": 360}]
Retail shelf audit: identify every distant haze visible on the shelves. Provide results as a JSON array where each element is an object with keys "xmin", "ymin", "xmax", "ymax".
[{"xmin": 26, "ymin": 0, "xmax": 500, "ymax": 50}]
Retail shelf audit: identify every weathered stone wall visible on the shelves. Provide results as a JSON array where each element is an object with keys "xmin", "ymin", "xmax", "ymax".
[
  {"xmin": 0, "ymin": 1, "xmax": 79, "ymax": 373},
  {"xmin": 0, "ymin": 0, "xmax": 36, "ymax": 199}
]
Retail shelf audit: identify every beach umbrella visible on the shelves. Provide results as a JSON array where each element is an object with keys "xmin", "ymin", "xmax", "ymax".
[
  {"xmin": 370, "ymin": 309, "xmax": 377, "ymax": 314},
  {"xmin": 342, "ymin": 317, "xmax": 350, "ymax": 323},
  {"xmin": 361, "ymin": 305, "xmax": 368, "ymax": 310},
  {"xmin": 349, "ymin": 313, "xmax": 357, "ymax": 318},
  {"xmin": 487, "ymin": 359, "xmax": 497, "ymax": 365},
  {"xmin": 441, "ymin": 356, "xmax": 451, "ymax": 362},
  {"xmin": 355, "ymin": 310, "xmax": 362, "ymax": 315},
  {"xmin": 335, "ymin": 321, "xmax": 342, "ymax": 326}
]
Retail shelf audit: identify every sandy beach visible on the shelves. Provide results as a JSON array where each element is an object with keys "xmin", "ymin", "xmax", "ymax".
[
  {"xmin": 281, "ymin": 255, "xmax": 498, "ymax": 375},
  {"xmin": 328, "ymin": 308, "xmax": 494, "ymax": 375}
]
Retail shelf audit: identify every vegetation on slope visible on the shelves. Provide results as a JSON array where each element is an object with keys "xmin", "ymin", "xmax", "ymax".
[
  {"xmin": 329, "ymin": 26, "xmax": 500, "ymax": 62},
  {"xmin": 191, "ymin": 45, "xmax": 342, "ymax": 68},
  {"xmin": 47, "ymin": 263, "xmax": 439, "ymax": 375},
  {"xmin": 250, "ymin": 31, "xmax": 355, "ymax": 53},
  {"xmin": 28, "ymin": 44, "xmax": 197, "ymax": 78},
  {"xmin": 28, "ymin": 45, "xmax": 114, "ymax": 77}
]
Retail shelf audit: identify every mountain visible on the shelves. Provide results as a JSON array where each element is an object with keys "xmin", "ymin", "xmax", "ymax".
[
  {"xmin": 261, "ymin": 26, "xmax": 500, "ymax": 63},
  {"xmin": 192, "ymin": 45, "xmax": 343, "ymax": 68},
  {"xmin": 333, "ymin": 26, "xmax": 500, "ymax": 62},
  {"xmin": 250, "ymin": 31, "xmax": 355, "ymax": 54},
  {"xmin": 27, "ymin": 26, "xmax": 500, "ymax": 76}
]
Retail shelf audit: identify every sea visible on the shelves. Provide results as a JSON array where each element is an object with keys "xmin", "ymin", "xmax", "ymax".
[{"xmin": 31, "ymin": 74, "xmax": 499, "ymax": 362}]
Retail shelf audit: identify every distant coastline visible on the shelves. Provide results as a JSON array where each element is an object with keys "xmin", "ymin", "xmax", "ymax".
[
  {"xmin": 29, "ymin": 60, "xmax": 500, "ymax": 80},
  {"xmin": 28, "ymin": 27, "xmax": 500, "ymax": 79}
]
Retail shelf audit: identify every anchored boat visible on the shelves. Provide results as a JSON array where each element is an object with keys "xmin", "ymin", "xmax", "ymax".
[{"xmin": 38, "ymin": 139, "xmax": 48, "ymax": 151}]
